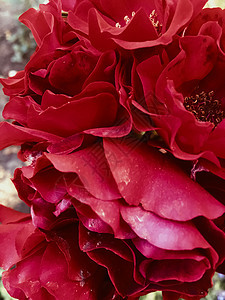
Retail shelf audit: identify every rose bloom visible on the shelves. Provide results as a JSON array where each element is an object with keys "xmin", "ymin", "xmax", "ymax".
[
  {"xmin": 0, "ymin": 1, "xmax": 225, "ymax": 300},
  {"xmin": 0, "ymin": 0, "xmax": 131, "ymax": 153},
  {"xmin": 64, "ymin": 0, "xmax": 208, "ymax": 51},
  {"xmin": 131, "ymin": 7, "xmax": 225, "ymax": 179},
  {"xmin": 1, "ymin": 136, "xmax": 223, "ymax": 300},
  {"xmin": 0, "ymin": 205, "xmax": 132, "ymax": 300}
]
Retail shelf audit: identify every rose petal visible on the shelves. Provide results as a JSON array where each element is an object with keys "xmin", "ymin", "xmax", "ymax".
[
  {"xmin": 133, "ymin": 237, "xmax": 216, "ymax": 264},
  {"xmin": 140, "ymin": 257, "xmax": 210, "ymax": 282},
  {"xmin": 87, "ymin": 249, "xmax": 144, "ymax": 297},
  {"xmin": 2, "ymin": 249, "xmax": 44, "ymax": 299},
  {"xmin": 46, "ymin": 143, "xmax": 121, "ymax": 200},
  {"xmin": 0, "ymin": 71, "xmax": 25, "ymax": 96},
  {"xmin": 79, "ymin": 223, "xmax": 133, "ymax": 261},
  {"xmin": 3, "ymin": 96, "xmax": 39, "ymax": 126},
  {"xmin": 40, "ymin": 243, "xmax": 97, "ymax": 299},
  {"xmin": 47, "ymin": 133, "xmax": 84, "ymax": 154},
  {"xmin": 29, "ymin": 168, "xmax": 69, "ymax": 203},
  {"xmin": 19, "ymin": 8, "xmax": 54, "ymax": 47},
  {"xmin": 112, "ymin": 0, "xmax": 193, "ymax": 49},
  {"xmin": 46, "ymin": 223, "xmax": 98, "ymax": 282},
  {"xmin": 0, "ymin": 122, "xmax": 60, "ymax": 150},
  {"xmin": 121, "ymin": 206, "xmax": 209, "ymax": 251},
  {"xmin": 49, "ymin": 50, "xmax": 97, "ymax": 95},
  {"xmin": 104, "ymin": 138, "xmax": 225, "ymax": 220},
  {"xmin": 27, "ymin": 93, "xmax": 118, "ymax": 136},
  {"xmin": 68, "ymin": 183, "xmax": 133, "ymax": 238}
]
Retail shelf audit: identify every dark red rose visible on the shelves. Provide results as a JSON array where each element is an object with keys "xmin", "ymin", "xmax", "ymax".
[
  {"xmin": 1, "ymin": 1, "xmax": 225, "ymax": 300},
  {"xmin": 0, "ymin": 205, "xmax": 139, "ymax": 300},
  {"xmin": 0, "ymin": 0, "xmax": 132, "ymax": 153},
  {"xmin": 8, "ymin": 137, "xmax": 225, "ymax": 300},
  {"xmin": 1, "ymin": 0, "xmax": 75, "ymax": 98},
  {"xmin": 131, "ymin": 7, "xmax": 225, "ymax": 179},
  {"xmin": 66, "ymin": 0, "xmax": 208, "ymax": 51}
]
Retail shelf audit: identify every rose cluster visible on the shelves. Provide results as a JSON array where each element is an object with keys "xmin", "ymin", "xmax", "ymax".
[{"xmin": 0, "ymin": 0, "xmax": 225, "ymax": 299}]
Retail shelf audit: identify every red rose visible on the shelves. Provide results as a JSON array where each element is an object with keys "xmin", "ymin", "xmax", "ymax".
[
  {"xmin": 0, "ymin": 0, "xmax": 73, "ymax": 98},
  {"xmin": 8, "ymin": 137, "xmax": 225, "ymax": 299},
  {"xmin": 1, "ymin": 1, "xmax": 225, "ymax": 300},
  {"xmin": 132, "ymin": 7, "xmax": 225, "ymax": 178},
  {"xmin": 0, "ymin": 205, "xmax": 134, "ymax": 300},
  {"xmin": 66, "ymin": 0, "xmax": 208, "ymax": 51},
  {"xmin": 0, "ymin": 0, "xmax": 131, "ymax": 153}
]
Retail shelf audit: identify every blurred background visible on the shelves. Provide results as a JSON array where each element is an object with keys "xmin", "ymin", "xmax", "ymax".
[
  {"xmin": 0, "ymin": 0, "xmax": 225, "ymax": 299},
  {"xmin": 0, "ymin": 0, "xmax": 47, "ymax": 213}
]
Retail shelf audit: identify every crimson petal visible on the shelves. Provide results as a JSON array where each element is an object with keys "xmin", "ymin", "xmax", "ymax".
[
  {"xmin": 104, "ymin": 138, "xmax": 225, "ymax": 220},
  {"xmin": 46, "ymin": 143, "xmax": 121, "ymax": 200}
]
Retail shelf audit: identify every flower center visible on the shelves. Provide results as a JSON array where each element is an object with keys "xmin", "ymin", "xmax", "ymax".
[
  {"xmin": 115, "ymin": 9, "xmax": 162, "ymax": 34},
  {"xmin": 115, "ymin": 11, "xmax": 136, "ymax": 28},
  {"xmin": 62, "ymin": 11, "xmax": 68, "ymax": 19},
  {"xmin": 184, "ymin": 91, "xmax": 224, "ymax": 127},
  {"xmin": 149, "ymin": 10, "xmax": 162, "ymax": 34}
]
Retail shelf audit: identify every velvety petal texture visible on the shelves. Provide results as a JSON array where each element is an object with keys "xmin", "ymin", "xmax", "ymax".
[
  {"xmin": 67, "ymin": 0, "xmax": 208, "ymax": 51},
  {"xmin": 0, "ymin": 205, "xmax": 128, "ymax": 300},
  {"xmin": 2, "ymin": 138, "xmax": 224, "ymax": 299},
  {"xmin": 0, "ymin": 0, "xmax": 225, "ymax": 300},
  {"xmin": 103, "ymin": 138, "xmax": 225, "ymax": 221},
  {"xmin": 134, "ymin": 7, "xmax": 225, "ymax": 174}
]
